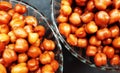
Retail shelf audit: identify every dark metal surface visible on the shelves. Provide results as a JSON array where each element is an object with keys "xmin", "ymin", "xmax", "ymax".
[{"xmin": 24, "ymin": 0, "xmax": 120, "ymax": 73}]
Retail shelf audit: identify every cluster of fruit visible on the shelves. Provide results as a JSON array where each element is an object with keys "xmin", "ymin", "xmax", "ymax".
[
  {"xmin": 0, "ymin": 1, "xmax": 59, "ymax": 73},
  {"xmin": 57, "ymin": 0, "xmax": 120, "ymax": 67}
]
